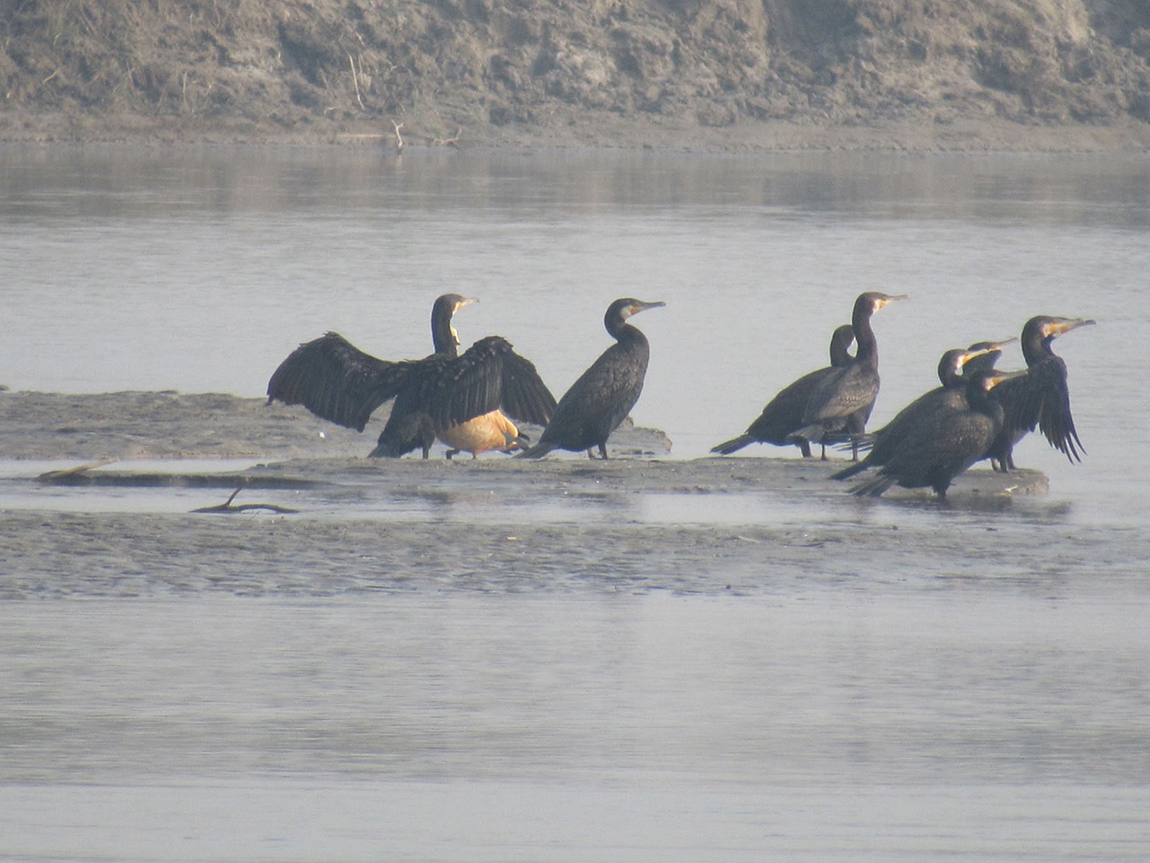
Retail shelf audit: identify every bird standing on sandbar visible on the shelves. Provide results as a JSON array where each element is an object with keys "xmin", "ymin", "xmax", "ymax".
[
  {"xmin": 712, "ymin": 324, "xmax": 855, "ymax": 458},
  {"xmin": 266, "ymin": 294, "xmax": 556, "ymax": 459},
  {"xmin": 985, "ymin": 315, "xmax": 1094, "ymax": 471},
  {"xmin": 518, "ymin": 297, "xmax": 665, "ymax": 460},
  {"xmin": 788, "ymin": 291, "xmax": 908, "ymax": 460},
  {"xmin": 832, "ymin": 338, "xmax": 1015, "ymax": 482},
  {"xmin": 849, "ymin": 369, "xmax": 1027, "ymax": 500}
]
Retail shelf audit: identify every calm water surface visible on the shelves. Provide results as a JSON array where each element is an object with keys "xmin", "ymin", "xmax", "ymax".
[
  {"xmin": 2, "ymin": 145, "xmax": 1149, "ymax": 860},
  {"xmin": 3, "ymin": 145, "xmax": 1148, "ymax": 521}
]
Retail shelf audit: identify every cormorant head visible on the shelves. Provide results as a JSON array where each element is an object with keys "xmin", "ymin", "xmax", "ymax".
[
  {"xmin": 433, "ymin": 293, "xmax": 479, "ymax": 317},
  {"xmin": 964, "ymin": 337, "xmax": 1017, "ymax": 373},
  {"xmin": 605, "ymin": 298, "xmax": 665, "ymax": 331},
  {"xmin": 855, "ymin": 291, "xmax": 909, "ymax": 317},
  {"xmin": 829, "ymin": 324, "xmax": 856, "ymax": 366},
  {"xmin": 431, "ymin": 293, "xmax": 479, "ymax": 351},
  {"xmin": 938, "ymin": 348, "xmax": 977, "ymax": 381},
  {"xmin": 1025, "ymin": 315, "xmax": 1095, "ymax": 347},
  {"xmin": 938, "ymin": 341, "xmax": 1014, "ymax": 385}
]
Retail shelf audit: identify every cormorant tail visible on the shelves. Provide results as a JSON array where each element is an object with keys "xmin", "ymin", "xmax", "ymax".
[
  {"xmin": 830, "ymin": 461, "xmax": 869, "ymax": 481},
  {"xmin": 711, "ymin": 434, "xmax": 754, "ymax": 455},
  {"xmin": 368, "ymin": 440, "xmax": 403, "ymax": 458},
  {"xmin": 849, "ymin": 475, "xmax": 895, "ymax": 498},
  {"xmin": 515, "ymin": 441, "xmax": 556, "ymax": 459},
  {"xmin": 788, "ymin": 424, "xmax": 823, "ymax": 445}
]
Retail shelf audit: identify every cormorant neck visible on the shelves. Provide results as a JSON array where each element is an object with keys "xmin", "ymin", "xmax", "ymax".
[
  {"xmin": 829, "ymin": 326, "xmax": 855, "ymax": 367},
  {"xmin": 966, "ymin": 379, "xmax": 1004, "ymax": 422},
  {"xmin": 1020, "ymin": 324, "xmax": 1052, "ymax": 366},
  {"xmin": 939, "ymin": 366, "xmax": 963, "ymax": 388},
  {"xmin": 606, "ymin": 316, "xmax": 642, "ymax": 343},
  {"xmin": 431, "ymin": 306, "xmax": 460, "ymax": 357},
  {"xmin": 852, "ymin": 305, "xmax": 879, "ymax": 366}
]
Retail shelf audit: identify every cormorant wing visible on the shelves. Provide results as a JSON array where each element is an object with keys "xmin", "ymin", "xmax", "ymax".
[
  {"xmin": 802, "ymin": 364, "xmax": 879, "ymax": 422},
  {"xmin": 546, "ymin": 343, "xmax": 646, "ymax": 442},
  {"xmin": 992, "ymin": 367, "xmax": 1046, "ymax": 442},
  {"xmin": 877, "ymin": 406, "xmax": 995, "ymax": 488},
  {"xmin": 496, "ymin": 346, "xmax": 557, "ymax": 426},
  {"xmin": 1031, "ymin": 356, "xmax": 1085, "ymax": 461},
  {"xmin": 423, "ymin": 336, "xmax": 557, "ymax": 429},
  {"xmin": 266, "ymin": 332, "xmax": 416, "ymax": 432}
]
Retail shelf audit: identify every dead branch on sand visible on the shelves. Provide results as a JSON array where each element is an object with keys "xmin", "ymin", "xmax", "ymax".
[{"xmin": 192, "ymin": 486, "xmax": 298, "ymax": 514}]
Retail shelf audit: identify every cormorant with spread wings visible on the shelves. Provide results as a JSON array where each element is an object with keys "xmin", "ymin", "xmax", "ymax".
[
  {"xmin": 267, "ymin": 294, "xmax": 557, "ymax": 458},
  {"xmin": 986, "ymin": 315, "xmax": 1094, "ymax": 471}
]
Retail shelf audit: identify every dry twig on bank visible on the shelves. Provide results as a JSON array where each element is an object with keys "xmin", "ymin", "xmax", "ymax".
[{"xmin": 192, "ymin": 486, "xmax": 298, "ymax": 514}]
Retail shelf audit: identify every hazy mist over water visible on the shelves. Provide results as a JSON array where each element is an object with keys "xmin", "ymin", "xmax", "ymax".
[{"xmin": 2, "ymin": 146, "xmax": 1148, "ymax": 860}]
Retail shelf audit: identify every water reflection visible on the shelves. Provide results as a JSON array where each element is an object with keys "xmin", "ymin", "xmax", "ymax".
[{"xmin": 3, "ymin": 145, "xmax": 1149, "ymax": 227}]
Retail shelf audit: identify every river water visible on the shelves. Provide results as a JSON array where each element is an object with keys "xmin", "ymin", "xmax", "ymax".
[{"xmin": 2, "ymin": 145, "xmax": 1149, "ymax": 860}]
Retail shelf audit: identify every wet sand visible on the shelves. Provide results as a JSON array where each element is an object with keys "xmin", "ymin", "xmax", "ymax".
[
  {"xmin": 7, "ymin": 390, "xmax": 1128, "ymax": 600},
  {"xmin": 5, "ymin": 391, "xmax": 1148, "ymax": 863}
]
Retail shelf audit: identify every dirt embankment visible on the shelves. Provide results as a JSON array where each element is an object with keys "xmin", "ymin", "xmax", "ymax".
[{"xmin": 2, "ymin": 0, "xmax": 1150, "ymax": 150}]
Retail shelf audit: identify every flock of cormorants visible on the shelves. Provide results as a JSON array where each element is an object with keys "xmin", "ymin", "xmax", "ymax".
[
  {"xmin": 267, "ymin": 292, "xmax": 1092, "ymax": 501},
  {"xmin": 267, "ymin": 295, "xmax": 664, "ymax": 465}
]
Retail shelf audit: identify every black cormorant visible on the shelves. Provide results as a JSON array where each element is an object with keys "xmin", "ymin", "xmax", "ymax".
[
  {"xmin": 266, "ymin": 294, "xmax": 556, "ymax": 458},
  {"xmin": 517, "ymin": 297, "xmax": 665, "ymax": 459},
  {"xmin": 788, "ymin": 291, "xmax": 908, "ymax": 459},
  {"xmin": 985, "ymin": 315, "xmax": 1094, "ymax": 471},
  {"xmin": 711, "ymin": 324, "xmax": 855, "ymax": 458},
  {"xmin": 831, "ymin": 339, "xmax": 1014, "ymax": 481},
  {"xmin": 963, "ymin": 339, "xmax": 1011, "ymax": 375},
  {"xmin": 849, "ymin": 369, "xmax": 1026, "ymax": 500}
]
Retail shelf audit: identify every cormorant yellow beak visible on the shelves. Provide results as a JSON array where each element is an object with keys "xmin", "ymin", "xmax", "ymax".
[
  {"xmin": 959, "ymin": 337, "xmax": 1016, "ymax": 365},
  {"xmin": 959, "ymin": 346, "xmax": 993, "ymax": 365},
  {"xmin": 449, "ymin": 298, "xmax": 478, "ymax": 347},
  {"xmin": 1047, "ymin": 317, "xmax": 1096, "ymax": 337},
  {"xmin": 876, "ymin": 294, "xmax": 910, "ymax": 309},
  {"xmin": 627, "ymin": 300, "xmax": 666, "ymax": 317},
  {"xmin": 454, "ymin": 297, "xmax": 479, "ymax": 313}
]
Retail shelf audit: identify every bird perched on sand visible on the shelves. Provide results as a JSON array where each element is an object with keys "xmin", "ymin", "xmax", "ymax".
[
  {"xmin": 849, "ymin": 369, "xmax": 1026, "ymax": 500},
  {"xmin": 832, "ymin": 338, "xmax": 1015, "ymax": 482},
  {"xmin": 984, "ymin": 315, "xmax": 1094, "ymax": 471},
  {"xmin": 711, "ymin": 324, "xmax": 855, "ymax": 458},
  {"xmin": 267, "ymin": 294, "xmax": 556, "ymax": 458},
  {"xmin": 518, "ymin": 297, "xmax": 664, "ymax": 459},
  {"xmin": 788, "ymin": 291, "xmax": 908, "ymax": 459}
]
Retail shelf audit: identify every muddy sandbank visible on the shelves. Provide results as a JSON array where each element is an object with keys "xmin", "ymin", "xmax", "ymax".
[
  {"xmin": 3, "ymin": 391, "xmax": 1044, "ymax": 504},
  {"xmin": 3, "ymin": 390, "xmax": 1099, "ymax": 602}
]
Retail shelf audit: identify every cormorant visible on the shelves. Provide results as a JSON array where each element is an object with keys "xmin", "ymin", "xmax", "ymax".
[
  {"xmin": 985, "ymin": 315, "xmax": 1094, "ymax": 471},
  {"xmin": 963, "ymin": 339, "xmax": 1011, "ymax": 375},
  {"xmin": 517, "ymin": 297, "xmax": 665, "ymax": 459},
  {"xmin": 266, "ymin": 294, "xmax": 556, "ymax": 458},
  {"xmin": 831, "ymin": 338, "xmax": 1014, "ymax": 481},
  {"xmin": 711, "ymin": 324, "xmax": 855, "ymax": 458},
  {"xmin": 788, "ymin": 291, "xmax": 908, "ymax": 459},
  {"xmin": 849, "ymin": 369, "xmax": 1026, "ymax": 500}
]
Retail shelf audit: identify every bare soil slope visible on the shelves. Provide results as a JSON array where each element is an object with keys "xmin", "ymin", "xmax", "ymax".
[{"xmin": 2, "ymin": 0, "xmax": 1150, "ymax": 148}]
